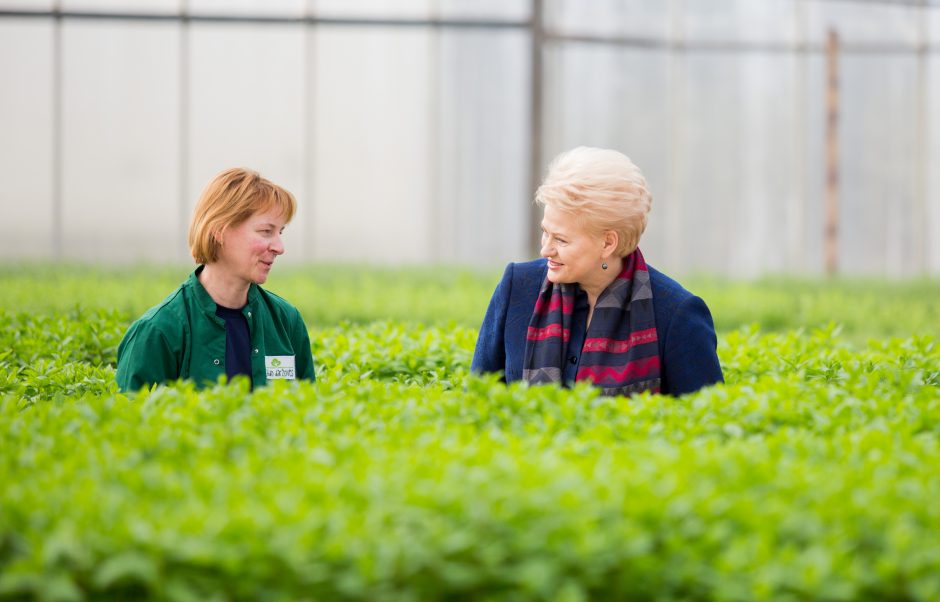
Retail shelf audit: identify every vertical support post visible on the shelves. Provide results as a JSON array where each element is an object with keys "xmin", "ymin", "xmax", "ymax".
[
  {"xmin": 824, "ymin": 29, "xmax": 840, "ymax": 277},
  {"xmin": 52, "ymin": 0, "xmax": 63, "ymax": 260},
  {"xmin": 528, "ymin": 0, "xmax": 544, "ymax": 255},
  {"xmin": 179, "ymin": 0, "xmax": 190, "ymax": 261}
]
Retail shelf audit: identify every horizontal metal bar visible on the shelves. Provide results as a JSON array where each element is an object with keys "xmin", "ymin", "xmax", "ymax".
[
  {"xmin": 816, "ymin": 0, "xmax": 937, "ymax": 7},
  {"xmin": 2, "ymin": 9, "xmax": 935, "ymax": 54},
  {"xmin": 0, "ymin": 9, "xmax": 529, "ymax": 29},
  {"xmin": 545, "ymin": 32, "xmax": 936, "ymax": 55}
]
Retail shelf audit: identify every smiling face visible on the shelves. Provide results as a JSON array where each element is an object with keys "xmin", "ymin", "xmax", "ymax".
[
  {"xmin": 214, "ymin": 207, "xmax": 288, "ymax": 286},
  {"xmin": 539, "ymin": 205, "xmax": 609, "ymax": 286}
]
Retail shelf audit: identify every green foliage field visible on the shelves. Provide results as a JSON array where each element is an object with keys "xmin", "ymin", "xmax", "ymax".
[
  {"xmin": 1, "ymin": 264, "xmax": 939, "ymax": 601},
  {"xmin": 2, "ymin": 263, "xmax": 939, "ymax": 337}
]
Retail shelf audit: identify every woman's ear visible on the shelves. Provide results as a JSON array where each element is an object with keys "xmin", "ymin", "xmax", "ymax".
[{"xmin": 601, "ymin": 230, "xmax": 619, "ymax": 258}]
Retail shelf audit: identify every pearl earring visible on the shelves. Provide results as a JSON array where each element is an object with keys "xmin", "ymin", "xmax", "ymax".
[{"xmin": 602, "ymin": 262, "xmax": 608, "ymax": 270}]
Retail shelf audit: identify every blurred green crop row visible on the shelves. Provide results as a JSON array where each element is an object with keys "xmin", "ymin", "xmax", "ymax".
[
  {"xmin": 2, "ymin": 262, "xmax": 939, "ymax": 338},
  {"xmin": 1, "ymin": 265, "xmax": 939, "ymax": 600}
]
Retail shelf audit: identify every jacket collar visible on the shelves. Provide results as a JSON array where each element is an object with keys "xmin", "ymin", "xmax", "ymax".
[{"xmin": 189, "ymin": 265, "xmax": 260, "ymax": 317}]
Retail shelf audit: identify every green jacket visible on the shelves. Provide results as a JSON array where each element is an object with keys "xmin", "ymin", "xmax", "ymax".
[{"xmin": 116, "ymin": 268, "xmax": 315, "ymax": 391}]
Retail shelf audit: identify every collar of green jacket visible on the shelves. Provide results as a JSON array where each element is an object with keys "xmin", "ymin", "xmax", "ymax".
[{"xmin": 190, "ymin": 265, "xmax": 261, "ymax": 319}]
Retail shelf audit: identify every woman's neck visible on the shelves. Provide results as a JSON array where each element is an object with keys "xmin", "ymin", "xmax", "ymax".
[
  {"xmin": 198, "ymin": 264, "xmax": 250, "ymax": 309},
  {"xmin": 580, "ymin": 256, "xmax": 623, "ymax": 309}
]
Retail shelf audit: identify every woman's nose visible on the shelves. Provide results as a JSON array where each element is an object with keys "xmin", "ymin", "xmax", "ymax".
[{"xmin": 270, "ymin": 234, "xmax": 285, "ymax": 255}]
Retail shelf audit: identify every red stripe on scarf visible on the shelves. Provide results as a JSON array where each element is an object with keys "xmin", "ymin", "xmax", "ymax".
[
  {"xmin": 526, "ymin": 324, "xmax": 570, "ymax": 342},
  {"xmin": 533, "ymin": 292, "xmax": 571, "ymax": 315},
  {"xmin": 582, "ymin": 328, "xmax": 658, "ymax": 353},
  {"xmin": 576, "ymin": 355, "xmax": 661, "ymax": 383}
]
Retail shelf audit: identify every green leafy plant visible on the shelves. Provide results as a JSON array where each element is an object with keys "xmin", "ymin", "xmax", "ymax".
[{"xmin": 1, "ymin": 266, "xmax": 939, "ymax": 600}]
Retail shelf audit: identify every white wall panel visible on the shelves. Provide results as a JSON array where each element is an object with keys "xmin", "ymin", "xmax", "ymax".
[
  {"xmin": 801, "ymin": 54, "xmax": 827, "ymax": 276},
  {"xmin": 60, "ymin": 20, "xmax": 181, "ymax": 262},
  {"xmin": 0, "ymin": 19, "xmax": 54, "ymax": 258},
  {"xmin": 436, "ymin": 29, "xmax": 530, "ymax": 264},
  {"xmin": 0, "ymin": 1, "xmax": 54, "ymax": 9},
  {"xmin": 680, "ymin": 53, "xmax": 742, "ymax": 274},
  {"xmin": 189, "ymin": 0, "xmax": 304, "ymax": 17},
  {"xmin": 547, "ymin": 0, "xmax": 668, "ymax": 40},
  {"xmin": 314, "ymin": 0, "xmax": 432, "ymax": 19},
  {"xmin": 839, "ymin": 54, "xmax": 919, "ymax": 276},
  {"xmin": 0, "ymin": 1, "xmax": 938, "ymax": 275},
  {"xmin": 61, "ymin": 0, "xmax": 180, "ymax": 13},
  {"xmin": 188, "ymin": 23, "xmax": 306, "ymax": 260},
  {"xmin": 733, "ymin": 52, "xmax": 797, "ymax": 276},
  {"xmin": 311, "ymin": 27, "xmax": 433, "ymax": 262},
  {"xmin": 437, "ymin": 0, "xmax": 528, "ymax": 21},
  {"xmin": 806, "ymin": 1, "xmax": 919, "ymax": 46},
  {"xmin": 925, "ymin": 53, "xmax": 939, "ymax": 273}
]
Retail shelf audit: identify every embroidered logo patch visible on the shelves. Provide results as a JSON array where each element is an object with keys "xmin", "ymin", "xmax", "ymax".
[{"xmin": 265, "ymin": 355, "xmax": 296, "ymax": 380}]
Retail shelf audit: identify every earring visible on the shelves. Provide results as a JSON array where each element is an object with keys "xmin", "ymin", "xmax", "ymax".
[{"xmin": 602, "ymin": 262, "xmax": 608, "ymax": 270}]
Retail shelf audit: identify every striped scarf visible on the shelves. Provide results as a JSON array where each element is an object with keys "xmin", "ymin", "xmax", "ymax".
[{"xmin": 523, "ymin": 248, "xmax": 661, "ymax": 396}]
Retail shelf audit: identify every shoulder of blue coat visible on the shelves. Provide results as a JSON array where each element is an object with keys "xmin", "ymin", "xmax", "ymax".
[
  {"xmin": 511, "ymin": 257, "xmax": 548, "ymax": 272},
  {"xmin": 647, "ymin": 264, "xmax": 696, "ymax": 308},
  {"xmin": 508, "ymin": 258, "xmax": 548, "ymax": 284}
]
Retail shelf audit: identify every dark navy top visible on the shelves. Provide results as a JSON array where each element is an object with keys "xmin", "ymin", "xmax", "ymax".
[
  {"xmin": 215, "ymin": 304, "xmax": 253, "ymax": 388},
  {"xmin": 471, "ymin": 258, "xmax": 724, "ymax": 396}
]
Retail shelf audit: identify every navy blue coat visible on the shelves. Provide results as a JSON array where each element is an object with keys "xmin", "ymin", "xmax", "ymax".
[{"xmin": 471, "ymin": 258, "xmax": 723, "ymax": 396}]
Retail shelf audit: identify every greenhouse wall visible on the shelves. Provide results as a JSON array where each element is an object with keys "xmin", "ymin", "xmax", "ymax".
[{"xmin": 0, "ymin": 0, "xmax": 937, "ymax": 276}]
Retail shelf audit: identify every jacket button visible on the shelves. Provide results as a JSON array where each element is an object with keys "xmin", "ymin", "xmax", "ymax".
[
  {"xmin": 568, "ymin": 355, "xmax": 578, "ymax": 364},
  {"xmin": 253, "ymin": 349, "xmax": 259, "ymax": 355},
  {"xmin": 247, "ymin": 311, "xmax": 252, "ymax": 318},
  {"xmin": 213, "ymin": 359, "xmax": 220, "ymax": 365}
]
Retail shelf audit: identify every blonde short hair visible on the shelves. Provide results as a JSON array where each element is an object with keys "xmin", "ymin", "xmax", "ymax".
[
  {"xmin": 188, "ymin": 168, "xmax": 297, "ymax": 264},
  {"xmin": 535, "ymin": 147, "xmax": 652, "ymax": 256}
]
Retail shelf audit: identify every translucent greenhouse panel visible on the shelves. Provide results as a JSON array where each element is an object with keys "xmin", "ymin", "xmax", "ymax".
[
  {"xmin": 805, "ymin": 0, "xmax": 920, "ymax": 46},
  {"xmin": 0, "ymin": 0, "xmax": 54, "ymax": 9},
  {"xmin": 60, "ymin": 0, "xmax": 180, "ymax": 13},
  {"xmin": 682, "ymin": 0, "xmax": 740, "ymax": 42},
  {"xmin": 839, "ymin": 54, "xmax": 920, "ymax": 276},
  {"xmin": 733, "ymin": 52, "xmax": 801, "ymax": 276},
  {"xmin": 60, "ymin": 20, "xmax": 182, "ymax": 262},
  {"xmin": 188, "ymin": 0, "xmax": 305, "ymax": 17},
  {"xmin": 678, "ymin": 52, "xmax": 743, "ymax": 274},
  {"xmin": 682, "ymin": 0, "xmax": 795, "ymax": 45},
  {"xmin": 314, "ymin": 0, "xmax": 434, "ymax": 20},
  {"xmin": 802, "ymin": 53, "xmax": 827, "ymax": 276},
  {"xmin": 0, "ymin": 19, "xmax": 55, "ymax": 258},
  {"xmin": 436, "ymin": 0, "xmax": 529, "ymax": 21},
  {"xmin": 435, "ymin": 28, "xmax": 531, "ymax": 264},
  {"xmin": 187, "ymin": 23, "xmax": 307, "ymax": 260},
  {"xmin": 924, "ymin": 55, "xmax": 940, "ymax": 274},
  {"xmin": 731, "ymin": 0, "xmax": 797, "ymax": 46},
  {"xmin": 311, "ymin": 27, "xmax": 434, "ymax": 263},
  {"xmin": 545, "ymin": 0, "xmax": 669, "ymax": 40}
]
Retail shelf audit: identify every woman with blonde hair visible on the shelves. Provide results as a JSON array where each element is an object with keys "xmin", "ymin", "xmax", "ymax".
[
  {"xmin": 472, "ymin": 147, "xmax": 722, "ymax": 396},
  {"xmin": 116, "ymin": 167, "xmax": 315, "ymax": 391}
]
